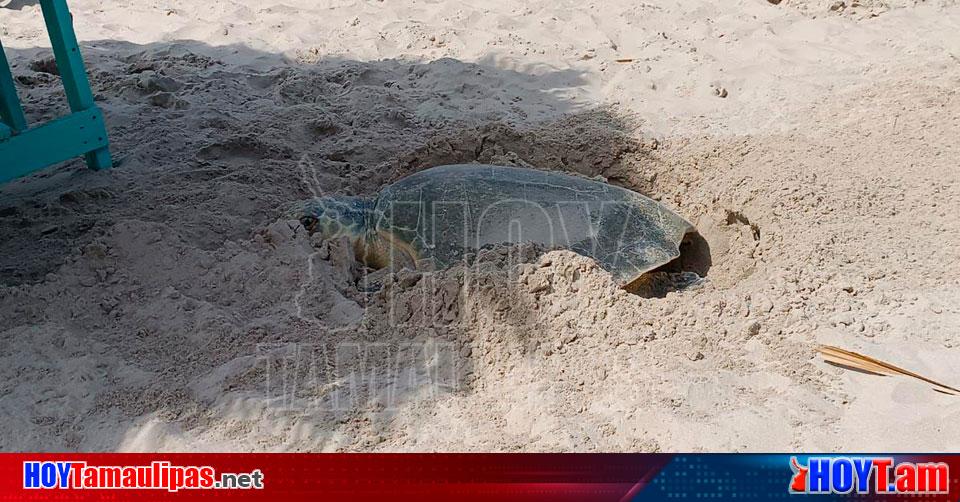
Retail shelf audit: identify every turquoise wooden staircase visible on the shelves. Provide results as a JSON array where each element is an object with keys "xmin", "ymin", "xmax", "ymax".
[{"xmin": 0, "ymin": 0, "xmax": 111, "ymax": 184}]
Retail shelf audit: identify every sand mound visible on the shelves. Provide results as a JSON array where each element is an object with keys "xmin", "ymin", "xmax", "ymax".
[{"xmin": 2, "ymin": 0, "xmax": 960, "ymax": 451}]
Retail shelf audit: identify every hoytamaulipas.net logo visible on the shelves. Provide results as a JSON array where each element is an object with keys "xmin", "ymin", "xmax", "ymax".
[
  {"xmin": 789, "ymin": 456, "xmax": 948, "ymax": 495},
  {"xmin": 23, "ymin": 461, "xmax": 264, "ymax": 492}
]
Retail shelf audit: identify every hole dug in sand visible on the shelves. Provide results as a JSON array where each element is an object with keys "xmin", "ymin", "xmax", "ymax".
[
  {"xmin": 626, "ymin": 231, "xmax": 712, "ymax": 298},
  {"xmin": 348, "ymin": 120, "xmax": 760, "ymax": 299},
  {"xmin": 304, "ymin": 118, "xmax": 776, "ymax": 304}
]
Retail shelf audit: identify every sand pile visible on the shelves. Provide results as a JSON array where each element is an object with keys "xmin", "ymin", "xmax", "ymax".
[{"xmin": 1, "ymin": 0, "xmax": 960, "ymax": 451}]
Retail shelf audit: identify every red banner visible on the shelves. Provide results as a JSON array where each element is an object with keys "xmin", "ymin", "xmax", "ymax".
[{"xmin": 2, "ymin": 453, "xmax": 670, "ymax": 501}]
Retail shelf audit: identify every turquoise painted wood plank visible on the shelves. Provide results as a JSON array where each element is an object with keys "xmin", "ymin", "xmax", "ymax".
[
  {"xmin": 37, "ymin": 0, "xmax": 112, "ymax": 171},
  {"xmin": 0, "ymin": 39, "xmax": 28, "ymax": 133},
  {"xmin": 83, "ymin": 145, "xmax": 111, "ymax": 170},
  {"xmin": 0, "ymin": 108, "xmax": 109, "ymax": 183},
  {"xmin": 39, "ymin": 0, "xmax": 95, "ymax": 110},
  {"xmin": 0, "ymin": 1, "xmax": 112, "ymax": 180}
]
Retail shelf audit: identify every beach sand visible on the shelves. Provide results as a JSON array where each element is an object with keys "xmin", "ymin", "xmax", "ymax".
[{"xmin": 1, "ymin": 0, "xmax": 959, "ymax": 451}]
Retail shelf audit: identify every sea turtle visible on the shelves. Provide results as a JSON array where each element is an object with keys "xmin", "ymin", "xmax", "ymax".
[{"xmin": 293, "ymin": 164, "xmax": 700, "ymax": 290}]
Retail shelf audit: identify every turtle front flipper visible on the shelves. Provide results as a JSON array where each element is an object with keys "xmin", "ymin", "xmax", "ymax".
[{"xmin": 358, "ymin": 229, "xmax": 418, "ymax": 271}]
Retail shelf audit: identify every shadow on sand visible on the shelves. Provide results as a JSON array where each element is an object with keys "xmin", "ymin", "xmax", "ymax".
[{"xmin": 0, "ymin": 39, "xmax": 707, "ymax": 451}]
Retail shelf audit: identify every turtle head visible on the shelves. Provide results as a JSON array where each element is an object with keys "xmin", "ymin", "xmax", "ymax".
[{"xmin": 290, "ymin": 196, "xmax": 372, "ymax": 241}]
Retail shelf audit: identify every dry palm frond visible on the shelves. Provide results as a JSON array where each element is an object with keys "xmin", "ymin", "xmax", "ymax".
[{"xmin": 818, "ymin": 345, "xmax": 960, "ymax": 396}]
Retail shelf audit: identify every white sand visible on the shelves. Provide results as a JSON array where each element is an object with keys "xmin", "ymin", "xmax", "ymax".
[{"xmin": 1, "ymin": 0, "xmax": 959, "ymax": 451}]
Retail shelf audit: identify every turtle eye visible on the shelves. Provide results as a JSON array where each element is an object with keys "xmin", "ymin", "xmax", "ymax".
[{"xmin": 300, "ymin": 216, "xmax": 318, "ymax": 231}]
